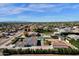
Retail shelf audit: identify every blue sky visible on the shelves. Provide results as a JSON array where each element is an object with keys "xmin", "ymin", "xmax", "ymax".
[{"xmin": 0, "ymin": 3, "xmax": 79, "ymax": 22}]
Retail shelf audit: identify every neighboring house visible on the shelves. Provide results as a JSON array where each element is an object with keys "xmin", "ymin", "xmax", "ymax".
[
  {"xmin": 58, "ymin": 27, "xmax": 72, "ymax": 33},
  {"xmin": 67, "ymin": 34, "xmax": 79, "ymax": 40},
  {"xmin": 25, "ymin": 37, "xmax": 37, "ymax": 46}
]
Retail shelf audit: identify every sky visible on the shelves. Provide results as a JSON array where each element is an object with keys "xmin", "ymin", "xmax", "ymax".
[{"xmin": 0, "ymin": 3, "xmax": 79, "ymax": 22}]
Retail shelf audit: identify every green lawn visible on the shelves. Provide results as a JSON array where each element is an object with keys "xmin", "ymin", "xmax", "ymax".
[{"xmin": 69, "ymin": 39, "xmax": 79, "ymax": 49}]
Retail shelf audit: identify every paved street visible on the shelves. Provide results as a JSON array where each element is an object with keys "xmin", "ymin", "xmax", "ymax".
[{"xmin": 0, "ymin": 26, "xmax": 25, "ymax": 48}]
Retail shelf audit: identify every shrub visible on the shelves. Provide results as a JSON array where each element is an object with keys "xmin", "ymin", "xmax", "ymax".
[{"xmin": 2, "ymin": 48, "xmax": 79, "ymax": 55}]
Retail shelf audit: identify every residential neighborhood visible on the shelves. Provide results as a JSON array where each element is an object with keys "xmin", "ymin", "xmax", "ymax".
[
  {"xmin": 0, "ymin": 22, "xmax": 79, "ymax": 55},
  {"xmin": 0, "ymin": 3, "xmax": 79, "ymax": 56}
]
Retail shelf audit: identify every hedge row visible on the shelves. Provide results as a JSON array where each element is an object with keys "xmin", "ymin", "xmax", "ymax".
[
  {"xmin": 69, "ymin": 39, "xmax": 79, "ymax": 49},
  {"xmin": 2, "ymin": 48, "xmax": 79, "ymax": 55}
]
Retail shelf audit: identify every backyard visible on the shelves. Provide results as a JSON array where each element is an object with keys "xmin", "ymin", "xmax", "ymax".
[{"xmin": 69, "ymin": 39, "xmax": 79, "ymax": 49}]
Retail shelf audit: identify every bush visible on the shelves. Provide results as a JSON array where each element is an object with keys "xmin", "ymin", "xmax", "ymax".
[
  {"xmin": 11, "ymin": 37, "xmax": 19, "ymax": 44},
  {"xmin": 2, "ymin": 48, "xmax": 79, "ymax": 55},
  {"xmin": 69, "ymin": 39, "xmax": 79, "ymax": 49}
]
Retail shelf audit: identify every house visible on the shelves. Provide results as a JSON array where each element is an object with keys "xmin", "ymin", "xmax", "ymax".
[
  {"xmin": 25, "ymin": 37, "xmax": 37, "ymax": 46},
  {"xmin": 67, "ymin": 34, "xmax": 79, "ymax": 40}
]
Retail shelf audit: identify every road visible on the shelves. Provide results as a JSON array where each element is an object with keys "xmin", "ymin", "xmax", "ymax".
[
  {"xmin": 0, "ymin": 25, "xmax": 26, "ymax": 48},
  {"xmin": 0, "ymin": 30, "xmax": 24, "ymax": 48}
]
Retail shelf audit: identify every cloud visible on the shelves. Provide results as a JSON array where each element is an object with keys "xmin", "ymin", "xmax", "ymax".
[
  {"xmin": 27, "ymin": 4, "xmax": 55, "ymax": 9},
  {"xmin": 0, "ymin": 3, "xmax": 59, "ymax": 16},
  {"xmin": 0, "ymin": 3, "xmax": 79, "ymax": 17},
  {"xmin": 0, "ymin": 3, "xmax": 12, "ymax": 7},
  {"xmin": 9, "ymin": 4, "xmax": 57, "ymax": 13}
]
